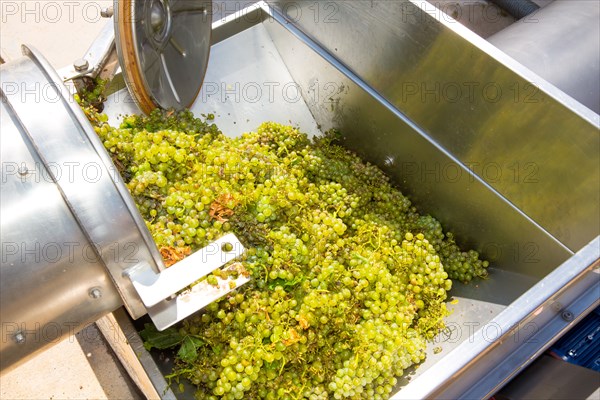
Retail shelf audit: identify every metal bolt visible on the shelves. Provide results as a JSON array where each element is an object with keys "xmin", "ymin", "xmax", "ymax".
[
  {"xmin": 383, "ymin": 156, "xmax": 395, "ymax": 168},
  {"xmin": 14, "ymin": 331, "xmax": 25, "ymax": 344},
  {"xmin": 89, "ymin": 287, "xmax": 102, "ymax": 299},
  {"xmin": 561, "ymin": 310, "xmax": 574, "ymax": 322},
  {"xmin": 74, "ymin": 58, "xmax": 89, "ymax": 72},
  {"xmin": 101, "ymin": 6, "xmax": 114, "ymax": 18}
]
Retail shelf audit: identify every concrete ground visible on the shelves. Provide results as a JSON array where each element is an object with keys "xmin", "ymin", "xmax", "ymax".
[
  {"xmin": 0, "ymin": 0, "xmax": 112, "ymax": 67},
  {"xmin": 0, "ymin": 324, "xmax": 142, "ymax": 400},
  {"xmin": 0, "ymin": 0, "xmax": 253, "ymax": 67}
]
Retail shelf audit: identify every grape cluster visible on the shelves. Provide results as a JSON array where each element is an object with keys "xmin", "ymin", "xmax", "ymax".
[{"xmin": 88, "ymin": 108, "xmax": 488, "ymax": 399}]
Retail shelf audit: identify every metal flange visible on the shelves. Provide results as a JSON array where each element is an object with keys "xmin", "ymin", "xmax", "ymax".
[{"xmin": 114, "ymin": 0, "xmax": 212, "ymax": 113}]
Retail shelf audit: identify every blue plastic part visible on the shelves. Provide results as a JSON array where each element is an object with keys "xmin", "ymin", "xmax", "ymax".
[{"xmin": 550, "ymin": 306, "xmax": 600, "ymax": 372}]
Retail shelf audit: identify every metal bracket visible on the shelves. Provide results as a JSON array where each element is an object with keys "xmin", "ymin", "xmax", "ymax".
[
  {"xmin": 126, "ymin": 234, "xmax": 250, "ymax": 330},
  {"xmin": 59, "ymin": 20, "xmax": 119, "ymax": 111},
  {"xmin": 64, "ymin": 19, "xmax": 117, "ymax": 82}
]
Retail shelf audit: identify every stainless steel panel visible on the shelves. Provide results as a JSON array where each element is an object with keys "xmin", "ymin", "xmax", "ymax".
[
  {"xmin": 271, "ymin": 0, "xmax": 600, "ymax": 252},
  {"xmin": 193, "ymin": 18, "xmax": 321, "ymax": 138},
  {"xmin": 264, "ymin": 14, "xmax": 572, "ymax": 279}
]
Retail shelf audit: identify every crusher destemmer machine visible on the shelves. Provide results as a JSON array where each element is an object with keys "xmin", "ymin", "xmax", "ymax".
[{"xmin": 1, "ymin": 1, "xmax": 599, "ymax": 398}]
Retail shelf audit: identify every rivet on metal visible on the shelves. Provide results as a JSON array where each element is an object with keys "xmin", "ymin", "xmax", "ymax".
[
  {"xmin": 14, "ymin": 331, "xmax": 25, "ymax": 344},
  {"xmin": 383, "ymin": 156, "xmax": 395, "ymax": 168},
  {"xmin": 561, "ymin": 310, "xmax": 574, "ymax": 322},
  {"xmin": 89, "ymin": 287, "xmax": 102, "ymax": 299}
]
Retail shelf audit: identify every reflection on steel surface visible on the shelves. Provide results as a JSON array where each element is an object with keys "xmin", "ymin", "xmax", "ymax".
[{"xmin": 272, "ymin": 0, "xmax": 599, "ymax": 252}]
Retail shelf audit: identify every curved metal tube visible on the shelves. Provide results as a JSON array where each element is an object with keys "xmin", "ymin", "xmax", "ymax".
[
  {"xmin": 488, "ymin": 0, "xmax": 540, "ymax": 20},
  {"xmin": 0, "ymin": 45, "xmax": 163, "ymax": 374},
  {"xmin": 489, "ymin": 0, "xmax": 600, "ymax": 114}
]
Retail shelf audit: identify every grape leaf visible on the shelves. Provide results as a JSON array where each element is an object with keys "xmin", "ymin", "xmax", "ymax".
[
  {"xmin": 267, "ymin": 275, "xmax": 303, "ymax": 291},
  {"xmin": 178, "ymin": 336, "xmax": 204, "ymax": 363},
  {"xmin": 139, "ymin": 323, "xmax": 182, "ymax": 351}
]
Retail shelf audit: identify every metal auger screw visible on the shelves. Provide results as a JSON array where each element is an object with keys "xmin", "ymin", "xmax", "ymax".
[
  {"xmin": 561, "ymin": 310, "xmax": 574, "ymax": 322},
  {"xmin": 14, "ymin": 331, "xmax": 25, "ymax": 344},
  {"xmin": 74, "ymin": 58, "xmax": 89, "ymax": 72},
  {"xmin": 89, "ymin": 287, "xmax": 102, "ymax": 299}
]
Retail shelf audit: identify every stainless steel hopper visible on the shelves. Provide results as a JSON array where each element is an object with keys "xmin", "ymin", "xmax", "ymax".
[{"xmin": 100, "ymin": 2, "xmax": 599, "ymax": 398}]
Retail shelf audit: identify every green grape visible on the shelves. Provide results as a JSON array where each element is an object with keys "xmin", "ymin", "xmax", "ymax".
[{"xmin": 85, "ymin": 107, "xmax": 488, "ymax": 399}]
